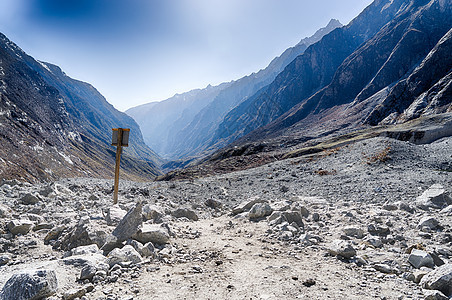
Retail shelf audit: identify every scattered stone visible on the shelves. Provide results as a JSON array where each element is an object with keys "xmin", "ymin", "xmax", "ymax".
[
  {"xmin": 418, "ymin": 217, "xmax": 440, "ymax": 231},
  {"xmin": 327, "ymin": 240, "xmax": 356, "ymax": 259},
  {"xmin": 421, "ymin": 263, "xmax": 452, "ymax": 296},
  {"xmin": 80, "ymin": 263, "xmax": 97, "ymax": 281},
  {"xmin": 0, "ymin": 253, "xmax": 12, "ymax": 266},
  {"xmin": 105, "ymin": 205, "xmax": 127, "ymax": 226},
  {"xmin": 302, "ymin": 278, "xmax": 316, "ymax": 287},
  {"xmin": 0, "ymin": 204, "xmax": 11, "ymax": 218},
  {"xmin": 423, "ymin": 289, "xmax": 449, "ymax": 300},
  {"xmin": 172, "ymin": 208, "xmax": 199, "ymax": 221},
  {"xmin": 132, "ymin": 223, "xmax": 170, "ymax": 245},
  {"xmin": 398, "ymin": 201, "xmax": 415, "ymax": 213},
  {"xmin": 416, "ymin": 184, "xmax": 452, "ymax": 210},
  {"xmin": 205, "ymin": 198, "xmax": 222, "ymax": 209},
  {"xmin": 71, "ymin": 244, "xmax": 101, "ymax": 256},
  {"xmin": 0, "ymin": 269, "xmax": 57, "ymax": 300},
  {"xmin": 364, "ymin": 237, "xmax": 383, "ymax": 248},
  {"xmin": 343, "ymin": 226, "xmax": 365, "ymax": 239},
  {"xmin": 409, "ymin": 249, "xmax": 435, "ymax": 269},
  {"xmin": 373, "ymin": 263, "xmax": 399, "ymax": 274},
  {"xmin": 367, "ymin": 224, "xmax": 390, "ymax": 236},
  {"xmin": 311, "ymin": 212, "xmax": 320, "ymax": 222},
  {"xmin": 63, "ymin": 286, "xmax": 88, "ymax": 300},
  {"xmin": 44, "ymin": 225, "xmax": 66, "ymax": 244},
  {"xmin": 412, "ymin": 269, "xmax": 430, "ymax": 284},
  {"xmin": 232, "ymin": 197, "xmax": 266, "ymax": 215},
  {"xmin": 7, "ymin": 219, "xmax": 34, "ymax": 235},
  {"xmin": 382, "ymin": 202, "xmax": 398, "ymax": 211},
  {"xmin": 142, "ymin": 204, "xmax": 164, "ymax": 223},
  {"xmin": 20, "ymin": 193, "xmax": 41, "ymax": 205},
  {"xmin": 107, "ymin": 245, "xmax": 143, "ymax": 267},
  {"xmin": 248, "ymin": 203, "xmax": 273, "ymax": 220}
]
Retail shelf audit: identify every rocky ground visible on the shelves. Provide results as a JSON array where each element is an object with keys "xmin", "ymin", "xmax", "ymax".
[{"xmin": 0, "ymin": 136, "xmax": 451, "ymax": 300}]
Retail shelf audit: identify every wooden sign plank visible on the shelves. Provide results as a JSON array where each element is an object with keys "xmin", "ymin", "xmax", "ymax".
[{"xmin": 111, "ymin": 128, "xmax": 130, "ymax": 147}]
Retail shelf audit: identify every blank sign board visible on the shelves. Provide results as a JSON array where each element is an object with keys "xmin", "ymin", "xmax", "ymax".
[{"xmin": 111, "ymin": 128, "xmax": 130, "ymax": 147}]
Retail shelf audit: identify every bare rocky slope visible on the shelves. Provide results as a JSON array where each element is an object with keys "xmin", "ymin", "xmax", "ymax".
[
  {"xmin": 0, "ymin": 136, "xmax": 451, "ymax": 299},
  {"xmin": 0, "ymin": 33, "xmax": 162, "ymax": 182},
  {"xmin": 127, "ymin": 19, "xmax": 342, "ymax": 161},
  {"xmin": 217, "ymin": 0, "xmax": 452, "ymax": 150}
]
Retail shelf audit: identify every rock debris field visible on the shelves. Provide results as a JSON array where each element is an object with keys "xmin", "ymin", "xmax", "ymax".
[{"xmin": 0, "ymin": 137, "xmax": 451, "ymax": 300}]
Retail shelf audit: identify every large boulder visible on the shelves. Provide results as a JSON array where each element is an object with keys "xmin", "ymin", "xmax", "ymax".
[
  {"xmin": 105, "ymin": 205, "xmax": 127, "ymax": 226},
  {"xmin": 421, "ymin": 264, "xmax": 452, "ymax": 296},
  {"xmin": 107, "ymin": 245, "xmax": 142, "ymax": 267},
  {"xmin": 142, "ymin": 204, "xmax": 164, "ymax": 223},
  {"xmin": 327, "ymin": 240, "xmax": 356, "ymax": 259},
  {"xmin": 132, "ymin": 223, "xmax": 170, "ymax": 245},
  {"xmin": 58, "ymin": 217, "xmax": 108, "ymax": 251},
  {"xmin": 248, "ymin": 203, "xmax": 273, "ymax": 220},
  {"xmin": 232, "ymin": 197, "xmax": 267, "ymax": 215},
  {"xmin": 0, "ymin": 269, "xmax": 57, "ymax": 300},
  {"xmin": 20, "ymin": 193, "xmax": 41, "ymax": 205},
  {"xmin": 7, "ymin": 220, "xmax": 34, "ymax": 235},
  {"xmin": 111, "ymin": 201, "xmax": 143, "ymax": 242},
  {"xmin": 416, "ymin": 184, "xmax": 452, "ymax": 210},
  {"xmin": 408, "ymin": 249, "xmax": 434, "ymax": 269},
  {"xmin": 171, "ymin": 208, "xmax": 198, "ymax": 221}
]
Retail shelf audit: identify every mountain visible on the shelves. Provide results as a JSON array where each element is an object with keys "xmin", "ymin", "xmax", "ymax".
[
  {"xmin": 155, "ymin": 0, "xmax": 451, "ymax": 181},
  {"xmin": 127, "ymin": 19, "xmax": 342, "ymax": 160},
  {"xmin": 0, "ymin": 33, "xmax": 162, "ymax": 182},
  {"xmin": 215, "ymin": 0, "xmax": 451, "ymax": 148},
  {"xmin": 126, "ymin": 83, "xmax": 232, "ymax": 158}
]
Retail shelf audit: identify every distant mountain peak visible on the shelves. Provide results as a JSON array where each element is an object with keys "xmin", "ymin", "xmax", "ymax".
[{"xmin": 296, "ymin": 19, "xmax": 343, "ymax": 47}]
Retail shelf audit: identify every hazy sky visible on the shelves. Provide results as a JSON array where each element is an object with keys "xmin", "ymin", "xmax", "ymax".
[{"xmin": 0, "ymin": 0, "xmax": 373, "ymax": 111}]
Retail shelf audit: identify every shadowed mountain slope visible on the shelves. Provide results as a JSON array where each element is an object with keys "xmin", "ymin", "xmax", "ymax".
[{"xmin": 0, "ymin": 33, "xmax": 162, "ymax": 182}]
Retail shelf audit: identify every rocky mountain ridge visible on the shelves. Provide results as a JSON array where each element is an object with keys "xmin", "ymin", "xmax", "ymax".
[
  {"xmin": 127, "ymin": 19, "xmax": 342, "ymax": 160},
  {"xmin": 0, "ymin": 33, "xmax": 162, "ymax": 182},
  {"xmin": 218, "ymin": 1, "xmax": 451, "ymax": 147}
]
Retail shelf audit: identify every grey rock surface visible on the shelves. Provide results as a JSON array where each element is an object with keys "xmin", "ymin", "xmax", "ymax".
[
  {"xmin": 421, "ymin": 263, "xmax": 452, "ymax": 296},
  {"xmin": 408, "ymin": 249, "xmax": 435, "ymax": 269},
  {"xmin": 0, "ymin": 269, "xmax": 57, "ymax": 300}
]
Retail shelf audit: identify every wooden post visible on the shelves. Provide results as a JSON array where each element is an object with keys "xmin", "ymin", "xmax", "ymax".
[
  {"xmin": 113, "ymin": 128, "xmax": 123, "ymax": 204},
  {"xmin": 111, "ymin": 128, "xmax": 130, "ymax": 204}
]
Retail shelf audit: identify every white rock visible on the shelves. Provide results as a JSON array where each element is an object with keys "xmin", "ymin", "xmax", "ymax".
[
  {"xmin": 232, "ymin": 197, "xmax": 266, "ymax": 215},
  {"xmin": 0, "ymin": 204, "xmax": 11, "ymax": 218},
  {"xmin": 416, "ymin": 184, "xmax": 452, "ymax": 209},
  {"xmin": 132, "ymin": 223, "xmax": 170, "ymax": 245},
  {"xmin": 71, "ymin": 244, "xmax": 101, "ymax": 256},
  {"xmin": 107, "ymin": 245, "xmax": 142, "ymax": 267},
  {"xmin": 423, "ymin": 289, "xmax": 449, "ymax": 300},
  {"xmin": 105, "ymin": 205, "xmax": 127, "ymax": 226}
]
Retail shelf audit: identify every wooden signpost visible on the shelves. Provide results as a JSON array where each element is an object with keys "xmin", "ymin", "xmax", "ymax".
[{"xmin": 111, "ymin": 128, "xmax": 130, "ymax": 204}]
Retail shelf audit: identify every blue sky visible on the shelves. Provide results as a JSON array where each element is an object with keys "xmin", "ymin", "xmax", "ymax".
[{"xmin": 0, "ymin": 0, "xmax": 373, "ymax": 111}]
